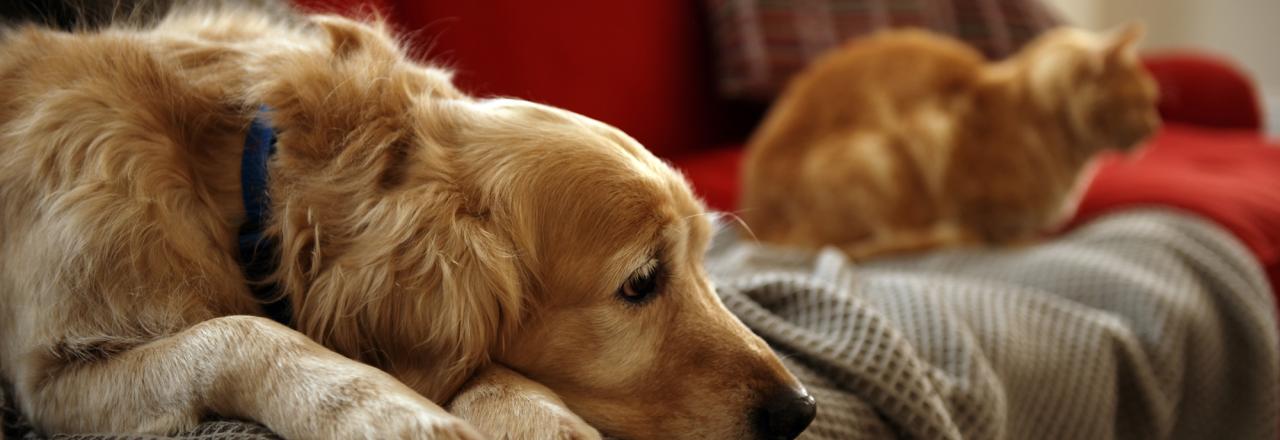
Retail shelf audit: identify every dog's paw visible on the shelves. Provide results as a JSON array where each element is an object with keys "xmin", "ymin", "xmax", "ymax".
[
  {"xmin": 323, "ymin": 395, "xmax": 485, "ymax": 440},
  {"xmin": 503, "ymin": 404, "xmax": 600, "ymax": 440},
  {"xmin": 451, "ymin": 391, "xmax": 600, "ymax": 440}
]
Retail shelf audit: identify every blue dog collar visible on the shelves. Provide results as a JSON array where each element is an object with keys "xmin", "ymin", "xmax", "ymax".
[{"xmin": 237, "ymin": 106, "xmax": 290, "ymax": 324}]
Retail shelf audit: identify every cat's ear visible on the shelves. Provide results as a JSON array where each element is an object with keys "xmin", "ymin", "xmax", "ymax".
[{"xmin": 1104, "ymin": 22, "xmax": 1145, "ymax": 61}]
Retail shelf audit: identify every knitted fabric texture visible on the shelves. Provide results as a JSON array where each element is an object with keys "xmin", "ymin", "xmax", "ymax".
[{"xmin": 708, "ymin": 209, "xmax": 1278, "ymax": 439}]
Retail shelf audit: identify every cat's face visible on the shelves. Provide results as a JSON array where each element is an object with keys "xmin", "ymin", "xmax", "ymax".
[
  {"xmin": 1087, "ymin": 27, "xmax": 1160, "ymax": 151},
  {"xmin": 1024, "ymin": 24, "xmax": 1161, "ymax": 152}
]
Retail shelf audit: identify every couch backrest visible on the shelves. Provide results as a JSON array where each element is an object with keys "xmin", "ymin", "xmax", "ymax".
[{"xmin": 295, "ymin": 0, "xmax": 734, "ymax": 157}]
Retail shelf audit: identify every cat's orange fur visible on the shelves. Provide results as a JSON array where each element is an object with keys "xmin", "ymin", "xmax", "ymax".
[{"xmin": 741, "ymin": 25, "xmax": 1159, "ymax": 259}]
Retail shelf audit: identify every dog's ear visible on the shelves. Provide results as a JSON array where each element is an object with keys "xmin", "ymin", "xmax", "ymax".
[
  {"xmin": 311, "ymin": 14, "xmax": 399, "ymax": 61},
  {"xmin": 252, "ymin": 15, "xmax": 420, "ymax": 165},
  {"xmin": 255, "ymin": 14, "xmax": 512, "ymax": 399},
  {"xmin": 275, "ymin": 185, "xmax": 524, "ymax": 401}
]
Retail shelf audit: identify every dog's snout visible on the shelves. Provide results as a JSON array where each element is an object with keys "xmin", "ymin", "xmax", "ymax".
[{"xmin": 754, "ymin": 388, "xmax": 817, "ymax": 439}]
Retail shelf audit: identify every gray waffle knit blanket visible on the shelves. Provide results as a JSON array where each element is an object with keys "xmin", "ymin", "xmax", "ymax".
[
  {"xmin": 4, "ymin": 209, "xmax": 1277, "ymax": 439},
  {"xmin": 708, "ymin": 209, "xmax": 1279, "ymax": 439}
]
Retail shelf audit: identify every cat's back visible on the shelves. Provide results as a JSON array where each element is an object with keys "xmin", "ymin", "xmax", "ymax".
[
  {"xmin": 747, "ymin": 29, "xmax": 986, "ymax": 184},
  {"xmin": 743, "ymin": 30, "xmax": 988, "ymax": 249},
  {"xmin": 793, "ymin": 29, "xmax": 985, "ymax": 105},
  {"xmin": 751, "ymin": 29, "xmax": 985, "ymax": 157}
]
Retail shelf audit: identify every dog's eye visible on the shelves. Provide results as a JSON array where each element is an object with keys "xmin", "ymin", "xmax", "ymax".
[{"xmin": 618, "ymin": 260, "xmax": 662, "ymax": 305}]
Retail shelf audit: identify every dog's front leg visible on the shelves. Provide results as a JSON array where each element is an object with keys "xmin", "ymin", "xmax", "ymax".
[
  {"xmin": 22, "ymin": 316, "xmax": 481, "ymax": 439},
  {"xmin": 448, "ymin": 364, "xmax": 600, "ymax": 440}
]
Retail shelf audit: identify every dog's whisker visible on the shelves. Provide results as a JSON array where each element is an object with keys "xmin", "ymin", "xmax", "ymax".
[{"xmin": 718, "ymin": 211, "xmax": 758, "ymax": 242}]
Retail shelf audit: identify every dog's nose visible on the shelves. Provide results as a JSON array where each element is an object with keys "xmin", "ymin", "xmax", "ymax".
[{"xmin": 755, "ymin": 388, "xmax": 817, "ymax": 439}]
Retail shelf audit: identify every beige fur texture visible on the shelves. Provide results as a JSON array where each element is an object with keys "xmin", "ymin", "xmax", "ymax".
[
  {"xmin": 741, "ymin": 25, "xmax": 1159, "ymax": 259},
  {"xmin": 0, "ymin": 7, "xmax": 810, "ymax": 440}
]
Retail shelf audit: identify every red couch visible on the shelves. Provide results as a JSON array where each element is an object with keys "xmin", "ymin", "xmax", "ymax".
[
  {"xmin": 293, "ymin": 0, "xmax": 765, "ymax": 209},
  {"xmin": 295, "ymin": 1, "xmax": 1280, "ymax": 291}
]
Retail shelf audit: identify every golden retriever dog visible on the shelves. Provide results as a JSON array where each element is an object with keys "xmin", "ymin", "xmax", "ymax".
[{"xmin": 0, "ymin": 7, "xmax": 815, "ymax": 440}]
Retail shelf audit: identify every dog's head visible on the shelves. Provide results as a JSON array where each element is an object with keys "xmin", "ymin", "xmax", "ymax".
[
  {"xmin": 260, "ymin": 15, "xmax": 814, "ymax": 439},
  {"xmin": 454, "ymin": 98, "xmax": 816, "ymax": 439}
]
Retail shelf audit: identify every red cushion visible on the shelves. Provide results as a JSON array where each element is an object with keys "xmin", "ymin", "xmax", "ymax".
[
  {"xmin": 1143, "ymin": 54, "xmax": 1264, "ymax": 131},
  {"xmin": 393, "ymin": 2, "xmax": 723, "ymax": 157},
  {"xmin": 294, "ymin": 1, "xmax": 722, "ymax": 157},
  {"xmin": 1071, "ymin": 124, "xmax": 1280, "ymax": 289},
  {"xmin": 669, "ymin": 146, "xmax": 745, "ymax": 211}
]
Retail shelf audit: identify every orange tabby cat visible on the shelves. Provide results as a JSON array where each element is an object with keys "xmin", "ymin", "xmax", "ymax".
[{"xmin": 740, "ymin": 25, "xmax": 1159, "ymax": 259}]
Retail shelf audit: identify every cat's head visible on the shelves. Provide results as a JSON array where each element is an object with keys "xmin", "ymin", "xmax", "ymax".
[{"xmin": 1017, "ymin": 24, "xmax": 1160, "ymax": 153}]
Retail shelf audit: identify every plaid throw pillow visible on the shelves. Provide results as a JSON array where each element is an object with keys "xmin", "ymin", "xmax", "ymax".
[{"xmin": 708, "ymin": 0, "xmax": 1062, "ymax": 100}]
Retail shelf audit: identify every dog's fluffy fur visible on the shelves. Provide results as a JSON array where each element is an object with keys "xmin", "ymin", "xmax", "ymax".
[{"xmin": 0, "ymin": 7, "xmax": 808, "ymax": 439}]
